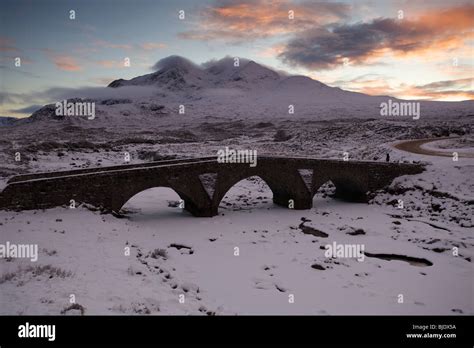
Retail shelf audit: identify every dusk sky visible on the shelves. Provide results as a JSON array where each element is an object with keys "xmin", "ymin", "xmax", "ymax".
[{"xmin": 1, "ymin": 0, "xmax": 473, "ymax": 117}]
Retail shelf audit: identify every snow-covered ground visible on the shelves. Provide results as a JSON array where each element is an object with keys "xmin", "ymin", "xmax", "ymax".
[{"xmin": 0, "ymin": 129, "xmax": 472, "ymax": 315}]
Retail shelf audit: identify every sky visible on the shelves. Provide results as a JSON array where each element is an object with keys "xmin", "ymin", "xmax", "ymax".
[{"xmin": 1, "ymin": 0, "xmax": 473, "ymax": 117}]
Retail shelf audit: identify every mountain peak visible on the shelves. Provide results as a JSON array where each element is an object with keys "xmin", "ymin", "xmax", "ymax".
[
  {"xmin": 204, "ymin": 56, "xmax": 248, "ymax": 76},
  {"xmin": 202, "ymin": 57, "xmax": 280, "ymax": 86},
  {"xmin": 231, "ymin": 60, "xmax": 280, "ymax": 82},
  {"xmin": 107, "ymin": 55, "xmax": 318, "ymax": 91},
  {"xmin": 109, "ymin": 55, "xmax": 205, "ymax": 90}
]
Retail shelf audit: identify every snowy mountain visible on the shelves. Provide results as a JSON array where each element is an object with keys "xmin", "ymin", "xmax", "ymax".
[
  {"xmin": 108, "ymin": 56, "xmax": 282, "ymax": 90},
  {"xmin": 22, "ymin": 55, "xmax": 473, "ymax": 126}
]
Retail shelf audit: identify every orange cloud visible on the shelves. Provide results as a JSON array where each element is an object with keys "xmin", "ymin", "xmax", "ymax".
[
  {"xmin": 179, "ymin": 0, "xmax": 350, "ymax": 41},
  {"xmin": 53, "ymin": 55, "xmax": 82, "ymax": 71},
  {"xmin": 96, "ymin": 60, "xmax": 123, "ymax": 68},
  {"xmin": 334, "ymin": 76, "xmax": 473, "ymax": 101},
  {"xmin": 256, "ymin": 44, "xmax": 286, "ymax": 58},
  {"xmin": 280, "ymin": 4, "xmax": 474, "ymax": 70},
  {"xmin": 382, "ymin": 8, "xmax": 465, "ymax": 59},
  {"xmin": 416, "ymin": 5, "xmax": 474, "ymax": 32},
  {"xmin": 398, "ymin": 78, "xmax": 474, "ymax": 101}
]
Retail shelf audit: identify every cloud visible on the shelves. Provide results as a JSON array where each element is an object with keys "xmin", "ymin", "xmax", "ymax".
[
  {"xmin": 140, "ymin": 42, "xmax": 167, "ymax": 50},
  {"xmin": 179, "ymin": 0, "xmax": 350, "ymax": 42},
  {"xmin": 96, "ymin": 60, "xmax": 123, "ymax": 68},
  {"xmin": 1, "ymin": 84, "xmax": 162, "ymax": 116},
  {"xmin": 406, "ymin": 78, "xmax": 474, "ymax": 100},
  {"xmin": 201, "ymin": 55, "xmax": 250, "ymax": 69},
  {"xmin": 331, "ymin": 74, "xmax": 395, "ymax": 96},
  {"xmin": 37, "ymin": 48, "xmax": 84, "ymax": 72},
  {"xmin": 255, "ymin": 44, "xmax": 286, "ymax": 58},
  {"xmin": 88, "ymin": 77, "xmax": 117, "ymax": 86},
  {"xmin": 1, "ymin": 55, "xmax": 34, "ymax": 65},
  {"xmin": 34, "ymin": 85, "xmax": 160, "ymax": 101},
  {"xmin": 93, "ymin": 40, "xmax": 133, "ymax": 50},
  {"xmin": 333, "ymin": 75, "xmax": 473, "ymax": 101},
  {"xmin": 67, "ymin": 21, "xmax": 97, "ymax": 34},
  {"xmin": 150, "ymin": 55, "xmax": 201, "ymax": 71},
  {"xmin": 418, "ymin": 78, "xmax": 473, "ymax": 91},
  {"xmin": 8, "ymin": 105, "xmax": 43, "ymax": 114},
  {"xmin": 0, "ymin": 65, "xmax": 40, "ymax": 78},
  {"xmin": 89, "ymin": 39, "xmax": 165, "ymax": 53},
  {"xmin": 400, "ymin": 87, "xmax": 474, "ymax": 101},
  {"xmin": 53, "ymin": 55, "xmax": 82, "ymax": 71},
  {"xmin": 279, "ymin": 4, "xmax": 474, "ymax": 70},
  {"xmin": 0, "ymin": 37, "xmax": 18, "ymax": 52},
  {"xmin": 0, "ymin": 91, "xmax": 26, "ymax": 104},
  {"xmin": 2, "ymin": 84, "xmax": 163, "ymax": 117}
]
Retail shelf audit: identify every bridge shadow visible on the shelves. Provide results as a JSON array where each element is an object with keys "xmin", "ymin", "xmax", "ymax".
[
  {"xmin": 118, "ymin": 178, "xmax": 366, "ymax": 220},
  {"xmin": 312, "ymin": 179, "xmax": 368, "ymax": 211}
]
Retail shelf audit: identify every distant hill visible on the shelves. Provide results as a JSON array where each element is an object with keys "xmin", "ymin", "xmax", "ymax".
[{"xmin": 0, "ymin": 116, "xmax": 17, "ymax": 127}]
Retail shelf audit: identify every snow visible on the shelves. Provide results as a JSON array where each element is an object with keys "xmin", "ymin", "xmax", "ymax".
[
  {"xmin": 1, "ymin": 150, "xmax": 472, "ymax": 315},
  {"xmin": 297, "ymin": 169, "xmax": 313, "ymax": 191},
  {"xmin": 198, "ymin": 173, "xmax": 217, "ymax": 199}
]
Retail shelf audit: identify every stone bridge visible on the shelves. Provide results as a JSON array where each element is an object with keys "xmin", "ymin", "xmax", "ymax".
[{"xmin": 0, "ymin": 156, "xmax": 424, "ymax": 216}]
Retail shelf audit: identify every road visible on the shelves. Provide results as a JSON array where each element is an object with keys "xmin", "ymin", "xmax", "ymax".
[{"xmin": 393, "ymin": 137, "xmax": 474, "ymax": 158}]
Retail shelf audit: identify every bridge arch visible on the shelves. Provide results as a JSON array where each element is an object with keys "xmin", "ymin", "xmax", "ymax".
[
  {"xmin": 117, "ymin": 186, "xmax": 193, "ymax": 215},
  {"xmin": 212, "ymin": 167, "xmax": 313, "ymax": 213},
  {"xmin": 214, "ymin": 173, "xmax": 281, "ymax": 210},
  {"xmin": 216, "ymin": 175, "xmax": 275, "ymax": 212},
  {"xmin": 312, "ymin": 174, "xmax": 369, "ymax": 202},
  {"xmin": 312, "ymin": 179, "xmax": 336, "ymax": 200},
  {"xmin": 109, "ymin": 182, "xmax": 204, "ymax": 216}
]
